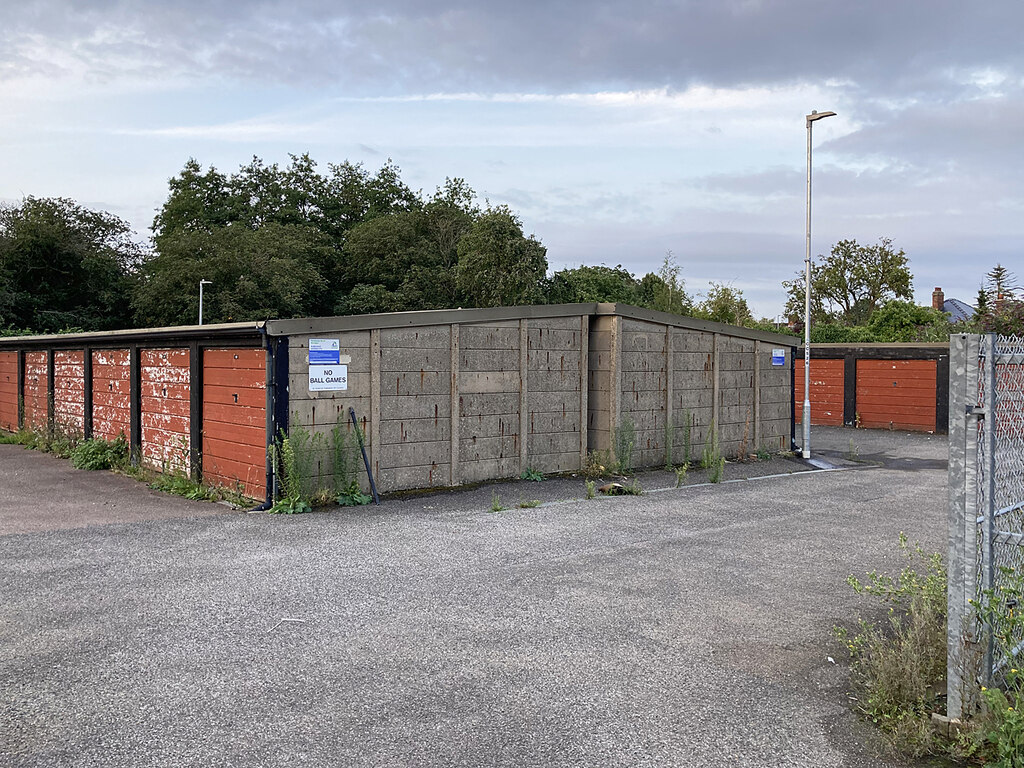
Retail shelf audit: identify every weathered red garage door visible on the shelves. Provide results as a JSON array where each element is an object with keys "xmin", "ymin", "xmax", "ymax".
[
  {"xmin": 53, "ymin": 350, "xmax": 85, "ymax": 437},
  {"xmin": 856, "ymin": 359, "xmax": 936, "ymax": 432},
  {"xmin": 202, "ymin": 349, "xmax": 267, "ymax": 499},
  {"xmin": 793, "ymin": 358, "xmax": 844, "ymax": 426},
  {"xmin": 140, "ymin": 348, "xmax": 191, "ymax": 472},
  {"xmin": 92, "ymin": 350, "xmax": 131, "ymax": 442},
  {"xmin": 23, "ymin": 351, "xmax": 48, "ymax": 431},
  {"xmin": 0, "ymin": 351, "xmax": 17, "ymax": 431}
]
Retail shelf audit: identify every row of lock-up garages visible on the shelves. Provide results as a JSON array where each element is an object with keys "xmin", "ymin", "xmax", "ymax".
[
  {"xmin": 0, "ymin": 303, "xmax": 799, "ymax": 502},
  {"xmin": 794, "ymin": 343, "xmax": 951, "ymax": 433}
]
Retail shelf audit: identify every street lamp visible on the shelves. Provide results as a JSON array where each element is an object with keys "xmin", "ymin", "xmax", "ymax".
[
  {"xmin": 803, "ymin": 109, "xmax": 836, "ymax": 460},
  {"xmin": 198, "ymin": 279, "xmax": 213, "ymax": 326}
]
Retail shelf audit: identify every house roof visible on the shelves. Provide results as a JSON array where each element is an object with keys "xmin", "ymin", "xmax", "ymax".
[{"xmin": 943, "ymin": 298, "xmax": 975, "ymax": 323}]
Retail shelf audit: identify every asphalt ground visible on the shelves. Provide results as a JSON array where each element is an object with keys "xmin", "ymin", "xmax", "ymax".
[{"xmin": 0, "ymin": 427, "xmax": 948, "ymax": 767}]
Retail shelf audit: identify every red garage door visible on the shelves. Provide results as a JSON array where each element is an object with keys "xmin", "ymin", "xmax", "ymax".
[
  {"xmin": 140, "ymin": 348, "xmax": 191, "ymax": 473},
  {"xmin": 0, "ymin": 352, "xmax": 16, "ymax": 431},
  {"xmin": 856, "ymin": 359, "xmax": 936, "ymax": 432},
  {"xmin": 92, "ymin": 350, "xmax": 131, "ymax": 442},
  {"xmin": 53, "ymin": 350, "xmax": 85, "ymax": 437},
  {"xmin": 794, "ymin": 358, "xmax": 844, "ymax": 426},
  {"xmin": 202, "ymin": 349, "xmax": 267, "ymax": 500},
  {"xmin": 23, "ymin": 351, "xmax": 48, "ymax": 431}
]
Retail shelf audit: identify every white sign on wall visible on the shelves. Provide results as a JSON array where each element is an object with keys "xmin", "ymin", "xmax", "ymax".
[
  {"xmin": 307, "ymin": 339, "xmax": 347, "ymax": 391},
  {"xmin": 309, "ymin": 364, "xmax": 348, "ymax": 391},
  {"xmin": 771, "ymin": 348, "xmax": 786, "ymax": 366}
]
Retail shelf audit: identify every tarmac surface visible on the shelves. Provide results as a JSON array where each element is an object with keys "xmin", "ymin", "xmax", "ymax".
[{"xmin": 0, "ymin": 427, "xmax": 948, "ymax": 767}]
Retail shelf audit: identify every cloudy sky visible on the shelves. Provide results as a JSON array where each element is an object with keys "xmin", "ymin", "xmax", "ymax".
[{"xmin": 2, "ymin": 1, "xmax": 1021, "ymax": 318}]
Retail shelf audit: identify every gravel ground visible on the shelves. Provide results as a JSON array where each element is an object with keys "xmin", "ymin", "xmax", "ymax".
[{"xmin": 0, "ymin": 427, "xmax": 947, "ymax": 767}]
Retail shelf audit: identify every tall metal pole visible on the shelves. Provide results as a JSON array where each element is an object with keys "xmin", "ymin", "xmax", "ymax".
[
  {"xmin": 199, "ymin": 279, "xmax": 212, "ymax": 326},
  {"xmin": 803, "ymin": 110, "xmax": 835, "ymax": 459}
]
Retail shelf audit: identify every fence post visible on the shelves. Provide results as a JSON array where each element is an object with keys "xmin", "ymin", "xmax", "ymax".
[
  {"xmin": 947, "ymin": 333, "xmax": 981, "ymax": 719},
  {"xmin": 982, "ymin": 333, "xmax": 998, "ymax": 685}
]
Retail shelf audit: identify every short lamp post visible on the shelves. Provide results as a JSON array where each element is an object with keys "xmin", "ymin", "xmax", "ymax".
[
  {"xmin": 198, "ymin": 279, "xmax": 212, "ymax": 326},
  {"xmin": 803, "ymin": 109, "xmax": 836, "ymax": 460}
]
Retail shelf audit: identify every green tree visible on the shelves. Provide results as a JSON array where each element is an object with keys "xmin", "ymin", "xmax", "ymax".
[
  {"xmin": 638, "ymin": 251, "xmax": 692, "ymax": 315},
  {"xmin": 133, "ymin": 224, "xmax": 326, "ymax": 326},
  {"xmin": 867, "ymin": 300, "xmax": 953, "ymax": 342},
  {"xmin": 696, "ymin": 282, "xmax": 754, "ymax": 326},
  {"xmin": 456, "ymin": 206, "xmax": 548, "ymax": 307},
  {"xmin": 784, "ymin": 238, "xmax": 913, "ymax": 326},
  {"xmin": 546, "ymin": 264, "xmax": 641, "ymax": 305},
  {"xmin": 0, "ymin": 197, "xmax": 140, "ymax": 333}
]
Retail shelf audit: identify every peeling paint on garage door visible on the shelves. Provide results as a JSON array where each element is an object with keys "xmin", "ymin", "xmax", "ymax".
[
  {"xmin": 53, "ymin": 350, "xmax": 85, "ymax": 437},
  {"xmin": 92, "ymin": 349, "xmax": 131, "ymax": 442},
  {"xmin": 793, "ymin": 358, "xmax": 844, "ymax": 426},
  {"xmin": 141, "ymin": 348, "xmax": 191, "ymax": 473},
  {"xmin": 202, "ymin": 348, "xmax": 267, "ymax": 499},
  {"xmin": 22, "ymin": 351, "xmax": 48, "ymax": 431}
]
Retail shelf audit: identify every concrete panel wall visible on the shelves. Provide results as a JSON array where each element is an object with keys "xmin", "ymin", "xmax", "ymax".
[
  {"xmin": 53, "ymin": 350, "xmax": 85, "ymax": 437},
  {"xmin": 0, "ymin": 351, "xmax": 17, "ymax": 432},
  {"xmin": 286, "ymin": 330, "xmax": 374, "ymax": 494},
  {"xmin": 590, "ymin": 316, "xmax": 796, "ymax": 468},
  {"xmin": 526, "ymin": 316, "xmax": 587, "ymax": 474},
  {"xmin": 286, "ymin": 315, "xmax": 592, "ymax": 493},
  {"xmin": 759, "ymin": 344, "xmax": 792, "ymax": 452}
]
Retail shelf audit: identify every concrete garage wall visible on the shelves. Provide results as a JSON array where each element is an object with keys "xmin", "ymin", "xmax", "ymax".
[
  {"xmin": 278, "ymin": 310, "xmax": 592, "ymax": 494},
  {"xmin": 588, "ymin": 309, "xmax": 795, "ymax": 466},
  {"xmin": 274, "ymin": 304, "xmax": 795, "ymax": 494},
  {"xmin": 2, "ymin": 306, "xmax": 797, "ymax": 500}
]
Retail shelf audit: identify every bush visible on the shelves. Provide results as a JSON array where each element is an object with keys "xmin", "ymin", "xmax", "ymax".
[
  {"xmin": 70, "ymin": 435, "xmax": 129, "ymax": 471},
  {"xmin": 837, "ymin": 534, "xmax": 946, "ymax": 757}
]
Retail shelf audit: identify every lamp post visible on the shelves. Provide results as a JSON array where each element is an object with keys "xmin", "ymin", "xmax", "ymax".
[
  {"xmin": 198, "ymin": 279, "xmax": 212, "ymax": 326},
  {"xmin": 803, "ymin": 109, "xmax": 835, "ymax": 460}
]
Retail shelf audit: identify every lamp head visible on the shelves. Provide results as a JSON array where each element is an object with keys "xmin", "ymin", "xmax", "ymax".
[{"xmin": 806, "ymin": 110, "xmax": 837, "ymax": 124}]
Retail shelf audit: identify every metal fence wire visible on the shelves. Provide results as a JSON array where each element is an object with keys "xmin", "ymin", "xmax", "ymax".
[{"xmin": 948, "ymin": 333, "xmax": 1024, "ymax": 719}]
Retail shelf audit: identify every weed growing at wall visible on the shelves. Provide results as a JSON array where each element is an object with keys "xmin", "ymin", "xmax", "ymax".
[
  {"xmin": 585, "ymin": 480, "xmax": 596, "ymax": 499},
  {"xmin": 584, "ymin": 450, "xmax": 610, "ymax": 479},
  {"xmin": 330, "ymin": 417, "xmax": 360, "ymax": 493},
  {"xmin": 336, "ymin": 480, "xmax": 372, "ymax": 507},
  {"xmin": 701, "ymin": 420, "xmax": 724, "ymax": 483},
  {"xmin": 269, "ymin": 428, "xmax": 313, "ymax": 514},
  {"xmin": 70, "ymin": 435, "xmax": 128, "ymax": 471},
  {"xmin": 520, "ymin": 467, "xmax": 544, "ymax": 482},
  {"xmin": 675, "ymin": 464, "xmax": 688, "ymax": 488},
  {"xmin": 490, "ymin": 492, "xmax": 504, "ymax": 512},
  {"xmin": 664, "ymin": 419, "xmax": 674, "ymax": 470},
  {"xmin": 682, "ymin": 409, "xmax": 693, "ymax": 466},
  {"xmin": 613, "ymin": 415, "xmax": 636, "ymax": 475}
]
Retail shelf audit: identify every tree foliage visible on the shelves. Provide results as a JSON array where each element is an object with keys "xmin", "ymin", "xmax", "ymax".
[
  {"xmin": 456, "ymin": 206, "xmax": 548, "ymax": 307},
  {"xmin": 784, "ymin": 238, "xmax": 913, "ymax": 326},
  {"xmin": 0, "ymin": 197, "xmax": 140, "ymax": 333}
]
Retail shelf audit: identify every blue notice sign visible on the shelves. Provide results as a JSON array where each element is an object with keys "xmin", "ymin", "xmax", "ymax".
[
  {"xmin": 309, "ymin": 338, "xmax": 340, "ymax": 365},
  {"xmin": 771, "ymin": 348, "xmax": 786, "ymax": 366}
]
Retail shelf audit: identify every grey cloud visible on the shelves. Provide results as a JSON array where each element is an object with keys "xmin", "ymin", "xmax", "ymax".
[{"xmin": 3, "ymin": 1, "xmax": 1022, "ymax": 99}]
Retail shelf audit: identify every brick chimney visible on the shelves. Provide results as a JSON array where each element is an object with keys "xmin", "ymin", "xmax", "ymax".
[{"xmin": 932, "ymin": 287, "xmax": 944, "ymax": 310}]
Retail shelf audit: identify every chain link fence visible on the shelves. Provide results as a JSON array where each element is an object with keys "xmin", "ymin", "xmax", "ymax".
[{"xmin": 948, "ymin": 333, "xmax": 1024, "ymax": 719}]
